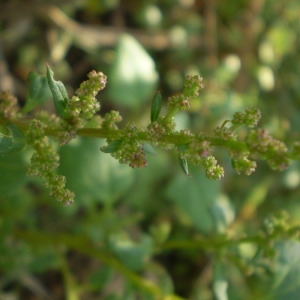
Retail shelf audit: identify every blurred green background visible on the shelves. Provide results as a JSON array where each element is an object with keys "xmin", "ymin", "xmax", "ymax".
[{"xmin": 1, "ymin": 0, "xmax": 300, "ymax": 299}]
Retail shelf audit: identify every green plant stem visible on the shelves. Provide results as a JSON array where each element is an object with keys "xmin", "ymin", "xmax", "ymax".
[
  {"xmin": 2, "ymin": 116, "xmax": 298, "ymax": 161},
  {"xmin": 14, "ymin": 229, "xmax": 185, "ymax": 300},
  {"xmin": 75, "ymin": 127, "xmax": 248, "ymax": 151},
  {"xmin": 162, "ymin": 224, "xmax": 300, "ymax": 251},
  {"xmin": 163, "ymin": 107, "xmax": 179, "ymax": 123},
  {"xmin": 58, "ymin": 254, "xmax": 80, "ymax": 300}
]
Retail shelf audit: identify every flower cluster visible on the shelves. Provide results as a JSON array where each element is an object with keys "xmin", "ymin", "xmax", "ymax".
[
  {"xmin": 108, "ymin": 123, "xmax": 148, "ymax": 168},
  {"xmin": 145, "ymin": 76, "xmax": 204, "ymax": 151},
  {"xmin": 147, "ymin": 119, "xmax": 176, "ymax": 143},
  {"xmin": 167, "ymin": 94, "xmax": 191, "ymax": 111},
  {"xmin": 67, "ymin": 70, "xmax": 107, "ymax": 120},
  {"xmin": 181, "ymin": 137, "xmax": 211, "ymax": 166},
  {"xmin": 26, "ymin": 119, "xmax": 75, "ymax": 205},
  {"xmin": 231, "ymin": 151, "xmax": 257, "ymax": 175},
  {"xmin": 213, "ymin": 126, "xmax": 237, "ymax": 141},
  {"xmin": 247, "ymin": 129, "xmax": 290, "ymax": 170},
  {"xmin": 231, "ymin": 107, "xmax": 261, "ymax": 128},
  {"xmin": 0, "ymin": 91, "xmax": 19, "ymax": 119},
  {"xmin": 182, "ymin": 75, "xmax": 205, "ymax": 98},
  {"xmin": 202, "ymin": 156, "xmax": 224, "ymax": 179},
  {"xmin": 102, "ymin": 110, "xmax": 123, "ymax": 130},
  {"xmin": 57, "ymin": 122, "xmax": 79, "ymax": 145},
  {"xmin": 167, "ymin": 75, "xmax": 204, "ymax": 111},
  {"xmin": 55, "ymin": 70, "xmax": 107, "ymax": 144}
]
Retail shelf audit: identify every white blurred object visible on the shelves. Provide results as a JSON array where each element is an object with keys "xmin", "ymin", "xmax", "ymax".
[{"xmin": 257, "ymin": 66, "xmax": 275, "ymax": 91}]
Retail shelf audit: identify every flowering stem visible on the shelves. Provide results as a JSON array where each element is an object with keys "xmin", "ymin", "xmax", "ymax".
[{"xmin": 75, "ymin": 127, "xmax": 248, "ymax": 151}]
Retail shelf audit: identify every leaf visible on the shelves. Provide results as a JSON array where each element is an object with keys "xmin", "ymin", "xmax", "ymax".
[
  {"xmin": 165, "ymin": 168, "xmax": 223, "ymax": 233},
  {"xmin": 272, "ymin": 240, "xmax": 300, "ymax": 300},
  {"xmin": 107, "ymin": 34, "xmax": 158, "ymax": 109},
  {"xmin": 108, "ymin": 233, "xmax": 153, "ymax": 271},
  {"xmin": 210, "ymin": 195, "xmax": 235, "ymax": 234},
  {"xmin": 142, "ymin": 143, "xmax": 156, "ymax": 155},
  {"xmin": 100, "ymin": 140, "xmax": 122, "ymax": 153},
  {"xmin": 0, "ymin": 150, "xmax": 29, "ymax": 196},
  {"xmin": 178, "ymin": 155, "xmax": 190, "ymax": 176},
  {"xmin": 124, "ymin": 150, "xmax": 170, "ymax": 209},
  {"xmin": 88, "ymin": 267, "xmax": 114, "ymax": 292},
  {"xmin": 213, "ymin": 262, "xmax": 229, "ymax": 300},
  {"xmin": 0, "ymin": 124, "xmax": 25, "ymax": 156},
  {"xmin": 58, "ymin": 137, "xmax": 134, "ymax": 205},
  {"xmin": 23, "ymin": 71, "xmax": 52, "ymax": 113},
  {"xmin": 151, "ymin": 92, "xmax": 162, "ymax": 122},
  {"xmin": 46, "ymin": 65, "xmax": 70, "ymax": 118}
]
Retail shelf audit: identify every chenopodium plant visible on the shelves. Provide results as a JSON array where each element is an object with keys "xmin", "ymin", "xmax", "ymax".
[{"xmin": 1, "ymin": 66, "xmax": 300, "ymax": 205}]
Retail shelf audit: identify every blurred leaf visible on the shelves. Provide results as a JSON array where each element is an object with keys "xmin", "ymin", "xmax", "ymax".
[
  {"xmin": 272, "ymin": 240, "xmax": 300, "ymax": 300},
  {"xmin": 58, "ymin": 137, "xmax": 134, "ymax": 205},
  {"xmin": 108, "ymin": 233, "xmax": 153, "ymax": 271},
  {"xmin": 142, "ymin": 143, "xmax": 156, "ymax": 155},
  {"xmin": 213, "ymin": 262, "xmax": 228, "ymax": 300},
  {"xmin": 103, "ymin": 295, "xmax": 121, "ymax": 300},
  {"xmin": 125, "ymin": 151, "xmax": 170, "ymax": 209},
  {"xmin": 165, "ymin": 168, "xmax": 222, "ymax": 233},
  {"xmin": 210, "ymin": 195, "xmax": 235, "ymax": 234},
  {"xmin": 107, "ymin": 34, "xmax": 158, "ymax": 109},
  {"xmin": 150, "ymin": 222, "xmax": 171, "ymax": 245},
  {"xmin": 23, "ymin": 71, "xmax": 52, "ymax": 113},
  {"xmin": 88, "ymin": 267, "xmax": 114, "ymax": 292},
  {"xmin": 29, "ymin": 250, "xmax": 58, "ymax": 273},
  {"xmin": 0, "ymin": 150, "xmax": 28, "ymax": 196},
  {"xmin": 268, "ymin": 22, "xmax": 296, "ymax": 60},
  {"xmin": 100, "ymin": 139, "xmax": 122, "ymax": 153},
  {"xmin": 0, "ymin": 124, "xmax": 25, "ymax": 155}
]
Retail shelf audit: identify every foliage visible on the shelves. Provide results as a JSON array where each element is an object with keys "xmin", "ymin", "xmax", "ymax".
[{"xmin": 1, "ymin": 0, "xmax": 300, "ymax": 299}]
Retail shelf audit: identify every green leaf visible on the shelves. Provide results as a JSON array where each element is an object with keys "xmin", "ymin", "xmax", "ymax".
[
  {"xmin": 142, "ymin": 143, "xmax": 156, "ymax": 155},
  {"xmin": 213, "ymin": 262, "xmax": 228, "ymax": 300},
  {"xmin": 58, "ymin": 137, "xmax": 134, "ymax": 205},
  {"xmin": 165, "ymin": 168, "xmax": 222, "ymax": 233},
  {"xmin": 0, "ymin": 124, "xmax": 25, "ymax": 156},
  {"xmin": 272, "ymin": 240, "xmax": 300, "ymax": 300},
  {"xmin": 178, "ymin": 155, "xmax": 190, "ymax": 176},
  {"xmin": 88, "ymin": 267, "xmax": 114, "ymax": 292},
  {"xmin": 151, "ymin": 92, "xmax": 162, "ymax": 122},
  {"xmin": 108, "ymin": 233, "xmax": 153, "ymax": 271},
  {"xmin": 46, "ymin": 65, "xmax": 70, "ymax": 118},
  {"xmin": 0, "ymin": 150, "xmax": 29, "ymax": 196},
  {"xmin": 100, "ymin": 140, "xmax": 122, "ymax": 153},
  {"xmin": 107, "ymin": 34, "xmax": 158, "ymax": 109},
  {"xmin": 210, "ymin": 195, "xmax": 235, "ymax": 234},
  {"xmin": 23, "ymin": 71, "xmax": 52, "ymax": 113},
  {"xmin": 124, "ymin": 150, "xmax": 170, "ymax": 209}
]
